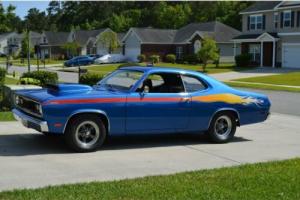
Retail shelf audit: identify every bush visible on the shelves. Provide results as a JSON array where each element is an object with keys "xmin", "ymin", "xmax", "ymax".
[
  {"xmin": 165, "ymin": 54, "xmax": 176, "ymax": 63},
  {"xmin": 118, "ymin": 63, "xmax": 141, "ymax": 69},
  {"xmin": 235, "ymin": 53, "xmax": 251, "ymax": 67},
  {"xmin": 137, "ymin": 54, "xmax": 146, "ymax": 63},
  {"xmin": 20, "ymin": 78, "xmax": 41, "ymax": 85},
  {"xmin": 183, "ymin": 54, "xmax": 200, "ymax": 64},
  {"xmin": 79, "ymin": 73, "xmax": 104, "ymax": 86},
  {"xmin": 21, "ymin": 71, "xmax": 58, "ymax": 87},
  {"xmin": 149, "ymin": 55, "xmax": 160, "ymax": 63}
]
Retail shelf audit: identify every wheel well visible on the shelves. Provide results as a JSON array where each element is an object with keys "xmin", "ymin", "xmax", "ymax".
[
  {"xmin": 212, "ymin": 110, "xmax": 240, "ymax": 126},
  {"xmin": 65, "ymin": 112, "xmax": 109, "ymax": 133}
]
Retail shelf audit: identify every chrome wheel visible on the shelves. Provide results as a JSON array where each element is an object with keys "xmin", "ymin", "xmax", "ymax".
[
  {"xmin": 75, "ymin": 121, "xmax": 100, "ymax": 148},
  {"xmin": 214, "ymin": 115, "xmax": 232, "ymax": 139}
]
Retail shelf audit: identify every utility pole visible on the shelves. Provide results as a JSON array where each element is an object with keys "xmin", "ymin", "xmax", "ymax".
[{"xmin": 27, "ymin": 29, "xmax": 31, "ymax": 72}]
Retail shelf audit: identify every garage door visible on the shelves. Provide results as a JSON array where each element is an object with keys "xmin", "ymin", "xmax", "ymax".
[
  {"xmin": 283, "ymin": 44, "xmax": 300, "ymax": 68},
  {"xmin": 125, "ymin": 48, "xmax": 140, "ymax": 62}
]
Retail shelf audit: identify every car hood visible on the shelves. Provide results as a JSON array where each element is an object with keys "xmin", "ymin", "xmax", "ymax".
[{"xmin": 15, "ymin": 84, "xmax": 126, "ymax": 103}]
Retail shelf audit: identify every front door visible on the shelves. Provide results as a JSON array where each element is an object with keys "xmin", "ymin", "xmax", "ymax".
[
  {"xmin": 263, "ymin": 42, "xmax": 273, "ymax": 67},
  {"xmin": 126, "ymin": 72, "xmax": 191, "ymax": 133}
]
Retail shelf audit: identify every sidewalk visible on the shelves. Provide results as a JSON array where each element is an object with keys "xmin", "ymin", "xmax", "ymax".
[{"xmin": 228, "ymin": 80, "xmax": 300, "ymax": 89}]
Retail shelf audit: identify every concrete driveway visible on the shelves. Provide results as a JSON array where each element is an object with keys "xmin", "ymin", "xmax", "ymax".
[{"xmin": 0, "ymin": 112, "xmax": 299, "ymax": 191}]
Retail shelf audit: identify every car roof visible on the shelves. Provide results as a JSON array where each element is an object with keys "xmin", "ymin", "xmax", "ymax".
[{"xmin": 120, "ymin": 66, "xmax": 200, "ymax": 75}]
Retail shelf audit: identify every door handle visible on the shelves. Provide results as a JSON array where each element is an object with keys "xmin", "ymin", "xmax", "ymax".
[{"xmin": 181, "ymin": 97, "xmax": 190, "ymax": 102}]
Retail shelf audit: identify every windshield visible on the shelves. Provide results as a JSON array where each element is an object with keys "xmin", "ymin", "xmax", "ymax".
[{"xmin": 98, "ymin": 70, "xmax": 144, "ymax": 91}]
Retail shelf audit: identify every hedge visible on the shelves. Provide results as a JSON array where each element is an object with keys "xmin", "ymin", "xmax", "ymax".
[
  {"xmin": 79, "ymin": 73, "xmax": 104, "ymax": 86},
  {"xmin": 21, "ymin": 71, "xmax": 58, "ymax": 87}
]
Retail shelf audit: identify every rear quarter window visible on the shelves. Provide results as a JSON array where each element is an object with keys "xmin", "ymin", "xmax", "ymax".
[{"xmin": 182, "ymin": 75, "xmax": 207, "ymax": 93}]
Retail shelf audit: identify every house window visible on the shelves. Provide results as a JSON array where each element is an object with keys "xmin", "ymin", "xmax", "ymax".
[
  {"xmin": 283, "ymin": 11, "xmax": 291, "ymax": 27},
  {"xmin": 43, "ymin": 37, "xmax": 47, "ymax": 43},
  {"xmin": 250, "ymin": 15, "xmax": 262, "ymax": 30},
  {"xmin": 176, "ymin": 46, "xmax": 183, "ymax": 59},
  {"xmin": 274, "ymin": 13, "xmax": 279, "ymax": 28},
  {"xmin": 193, "ymin": 40, "xmax": 201, "ymax": 53},
  {"xmin": 249, "ymin": 44, "xmax": 261, "ymax": 63}
]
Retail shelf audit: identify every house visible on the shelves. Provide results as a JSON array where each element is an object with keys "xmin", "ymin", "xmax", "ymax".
[
  {"xmin": 40, "ymin": 28, "xmax": 124, "ymax": 59},
  {"xmin": 0, "ymin": 31, "xmax": 42, "ymax": 56},
  {"xmin": 0, "ymin": 32, "xmax": 14, "ymax": 54},
  {"xmin": 122, "ymin": 21, "xmax": 241, "ymax": 62},
  {"xmin": 233, "ymin": 1, "xmax": 300, "ymax": 68}
]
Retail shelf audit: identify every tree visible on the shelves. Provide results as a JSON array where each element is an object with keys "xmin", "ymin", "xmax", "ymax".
[
  {"xmin": 62, "ymin": 42, "xmax": 80, "ymax": 57},
  {"xmin": 97, "ymin": 31, "xmax": 119, "ymax": 53},
  {"xmin": 197, "ymin": 37, "xmax": 219, "ymax": 72},
  {"xmin": 20, "ymin": 31, "xmax": 34, "ymax": 58},
  {"xmin": 24, "ymin": 8, "xmax": 48, "ymax": 32}
]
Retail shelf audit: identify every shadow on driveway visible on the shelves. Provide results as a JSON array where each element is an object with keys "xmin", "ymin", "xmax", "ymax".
[{"xmin": 0, "ymin": 133, "xmax": 251, "ymax": 156}]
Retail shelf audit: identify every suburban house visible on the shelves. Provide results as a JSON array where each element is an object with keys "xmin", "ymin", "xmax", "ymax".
[
  {"xmin": 233, "ymin": 1, "xmax": 300, "ymax": 68},
  {"xmin": 122, "ymin": 21, "xmax": 241, "ymax": 62},
  {"xmin": 0, "ymin": 31, "xmax": 41, "ymax": 56},
  {"xmin": 40, "ymin": 28, "xmax": 123, "ymax": 59}
]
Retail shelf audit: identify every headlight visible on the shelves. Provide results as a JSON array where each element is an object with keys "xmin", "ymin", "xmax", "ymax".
[
  {"xmin": 35, "ymin": 104, "xmax": 43, "ymax": 115},
  {"xmin": 15, "ymin": 95, "xmax": 20, "ymax": 105}
]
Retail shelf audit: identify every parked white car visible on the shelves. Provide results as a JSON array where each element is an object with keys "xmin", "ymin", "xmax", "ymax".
[{"xmin": 94, "ymin": 54, "xmax": 127, "ymax": 64}]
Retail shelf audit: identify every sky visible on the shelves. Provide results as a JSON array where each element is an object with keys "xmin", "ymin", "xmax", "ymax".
[{"xmin": 2, "ymin": 1, "xmax": 50, "ymax": 19}]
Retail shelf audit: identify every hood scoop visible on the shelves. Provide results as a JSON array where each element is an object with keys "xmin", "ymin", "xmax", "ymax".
[{"xmin": 46, "ymin": 83, "xmax": 92, "ymax": 95}]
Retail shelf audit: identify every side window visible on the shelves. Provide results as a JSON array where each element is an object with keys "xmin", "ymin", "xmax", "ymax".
[
  {"xmin": 182, "ymin": 75, "xmax": 207, "ymax": 93},
  {"xmin": 136, "ymin": 73, "xmax": 185, "ymax": 93}
]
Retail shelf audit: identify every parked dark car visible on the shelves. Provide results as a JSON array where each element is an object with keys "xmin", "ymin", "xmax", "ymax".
[{"xmin": 64, "ymin": 56, "xmax": 94, "ymax": 67}]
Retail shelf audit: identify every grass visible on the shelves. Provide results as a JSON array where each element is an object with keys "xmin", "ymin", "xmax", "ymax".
[
  {"xmin": 225, "ymin": 71, "xmax": 300, "ymax": 92},
  {"xmin": 87, "ymin": 62, "xmax": 253, "ymax": 76},
  {"xmin": 0, "ymin": 158, "xmax": 299, "ymax": 199},
  {"xmin": 4, "ymin": 76, "xmax": 19, "ymax": 85},
  {"xmin": 0, "ymin": 111, "xmax": 15, "ymax": 121},
  {"xmin": 225, "ymin": 81, "xmax": 300, "ymax": 93},
  {"xmin": 233, "ymin": 72, "xmax": 300, "ymax": 86}
]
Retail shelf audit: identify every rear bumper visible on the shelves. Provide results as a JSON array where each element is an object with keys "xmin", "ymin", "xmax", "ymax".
[{"xmin": 12, "ymin": 108, "xmax": 49, "ymax": 132}]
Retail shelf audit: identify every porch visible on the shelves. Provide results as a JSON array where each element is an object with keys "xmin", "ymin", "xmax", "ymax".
[{"xmin": 233, "ymin": 33, "xmax": 280, "ymax": 68}]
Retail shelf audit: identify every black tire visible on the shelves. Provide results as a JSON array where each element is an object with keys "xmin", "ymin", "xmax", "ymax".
[
  {"xmin": 65, "ymin": 114, "xmax": 106, "ymax": 152},
  {"xmin": 207, "ymin": 112, "xmax": 236, "ymax": 143}
]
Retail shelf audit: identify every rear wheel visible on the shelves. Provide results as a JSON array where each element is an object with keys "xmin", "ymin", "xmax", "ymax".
[
  {"xmin": 207, "ymin": 112, "xmax": 236, "ymax": 143},
  {"xmin": 65, "ymin": 114, "xmax": 106, "ymax": 152}
]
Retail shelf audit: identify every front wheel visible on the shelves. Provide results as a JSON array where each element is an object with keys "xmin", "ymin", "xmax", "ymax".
[
  {"xmin": 207, "ymin": 112, "xmax": 236, "ymax": 143},
  {"xmin": 65, "ymin": 114, "xmax": 106, "ymax": 152}
]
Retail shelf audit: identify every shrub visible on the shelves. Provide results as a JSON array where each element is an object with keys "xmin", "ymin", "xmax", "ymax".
[
  {"xmin": 149, "ymin": 55, "xmax": 160, "ymax": 63},
  {"xmin": 79, "ymin": 73, "xmax": 104, "ymax": 86},
  {"xmin": 21, "ymin": 71, "xmax": 58, "ymax": 87},
  {"xmin": 165, "ymin": 54, "xmax": 176, "ymax": 63},
  {"xmin": 20, "ymin": 77, "xmax": 41, "ymax": 85},
  {"xmin": 118, "ymin": 63, "xmax": 141, "ymax": 69},
  {"xmin": 137, "ymin": 54, "xmax": 146, "ymax": 63},
  {"xmin": 235, "ymin": 53, "xmax": 251, "ymax": 67}
]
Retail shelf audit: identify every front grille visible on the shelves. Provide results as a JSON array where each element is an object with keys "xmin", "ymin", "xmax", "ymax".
[{"xmin": 16, "ymin": 96, "xmax": 42, "ymax": 118}]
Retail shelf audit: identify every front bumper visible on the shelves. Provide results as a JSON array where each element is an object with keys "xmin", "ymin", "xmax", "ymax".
[{"xmin": 12, "ymin": 109, "xmax": 49, "ymax": 132}]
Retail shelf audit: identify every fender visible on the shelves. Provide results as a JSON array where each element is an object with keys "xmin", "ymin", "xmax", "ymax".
[
  {"xmin": 207, "ymin": 107, "xmax": 240, "ymax": 130},
  {"xmin": 63, "ymin": 109, "xmax": 110, "ymax": 133}
]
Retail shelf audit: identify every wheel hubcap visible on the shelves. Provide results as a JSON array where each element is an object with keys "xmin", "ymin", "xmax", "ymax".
[
  {"xmin": 75, "ymin": 121, "xmax": 100, "ymax": 148},
  {"xmin": 214, "ymin": 116, "xmax": 232, "ymax": 139}
]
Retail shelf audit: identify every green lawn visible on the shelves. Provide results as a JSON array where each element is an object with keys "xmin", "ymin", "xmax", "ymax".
[
  {"xmin": 0, "ymin": 111, "xmax": 15, "ymax": 121},
  {"xmin": 233, "ymin": 72, "xmax": 300, "ymax": 86},
  {"xmin": 226, "ymin": 72, "xmax": 300, "ymax": 92},
  {"xmin": 0, "ymin": 158, "xmax": 299, "ymax": 199},
  {"xmin": 87, "ymin": 62, "xmax": 253, "ymax": 76},
  {"xmin": 225, "ymin": 81, "xmax": 300, "ymax": 93},
  {"xmin": 5, "ymin": 76, "xmax": 19, "ymax": 85}
]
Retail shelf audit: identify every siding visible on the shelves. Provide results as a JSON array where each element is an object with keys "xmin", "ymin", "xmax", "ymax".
[
  {"xmin": 218, "ymin": 43, "xmax": 241, "ymax": 63},
  {"xmin": 125, "ymin": 32, "xmax": 141, "ymax": 49}
]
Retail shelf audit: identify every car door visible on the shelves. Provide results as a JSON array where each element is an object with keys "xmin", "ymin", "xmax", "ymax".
[{"xmin": 126, "ymin": 72, "xmax": 191, "ymax": 134}]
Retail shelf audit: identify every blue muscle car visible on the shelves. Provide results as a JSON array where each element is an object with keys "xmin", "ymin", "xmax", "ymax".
[{"xmin": 12, "ymin": 66, "xmax": 271, "ymax": 152}]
